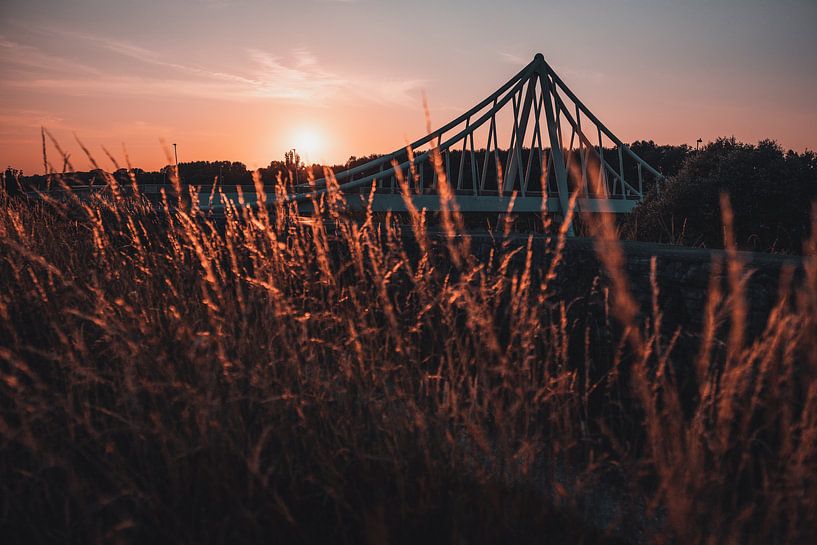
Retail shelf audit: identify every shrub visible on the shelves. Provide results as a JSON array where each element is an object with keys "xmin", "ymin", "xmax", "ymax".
[{"xmin": 624, "ymin": 138, "xmax": 817, "ymax": 253}]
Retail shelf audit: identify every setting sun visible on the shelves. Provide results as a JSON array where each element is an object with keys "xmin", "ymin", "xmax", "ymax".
[{"xmin": 292, "ymin": 127, "xmax": 324, "ymax": 163}]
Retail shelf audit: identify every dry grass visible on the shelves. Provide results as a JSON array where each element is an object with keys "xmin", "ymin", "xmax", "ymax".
[{"xmin": 1, "ymin": 157, "xmax": 816, "ymax": 545}]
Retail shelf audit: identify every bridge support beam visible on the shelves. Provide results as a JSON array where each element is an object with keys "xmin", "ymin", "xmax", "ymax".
[
  {"xmin": 504, "ymin": 75, "xmax": 536, "ymax": 194},
  {"xmin": 538, "ymin": 67, "xmax": 574, "ymax": 235}
]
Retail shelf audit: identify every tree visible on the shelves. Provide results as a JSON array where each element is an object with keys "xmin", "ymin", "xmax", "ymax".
[
  {"xmin": 284, "ymin": 149, "xmax": 301, "ymax": 171},
  {"xmin": 623, "ymin": 138, "xmax": 817, "ymax": 253},
  {"xmin": 3, "ymin": 167, "xmax": 23, "ymax": 196}
]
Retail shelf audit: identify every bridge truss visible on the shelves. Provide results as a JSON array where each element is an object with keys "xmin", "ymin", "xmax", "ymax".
[{"xmin": 284, "ymin": 53, "xmax": 665, "ymax": 230}]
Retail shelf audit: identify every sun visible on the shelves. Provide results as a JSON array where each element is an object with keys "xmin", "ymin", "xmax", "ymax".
[{"xmin": 292, "ymin": 127, "xmax": 323, "ymax": 163}]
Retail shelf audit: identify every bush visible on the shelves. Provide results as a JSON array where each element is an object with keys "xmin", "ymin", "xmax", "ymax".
[{"xmin": 624, "ymin": 138, "xmax": 817, "ymax": 253}]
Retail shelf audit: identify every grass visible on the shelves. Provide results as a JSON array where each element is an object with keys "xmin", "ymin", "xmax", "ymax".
[{"xmin": 1, "ymin": 156, "xmax": 816, "ymax": 544}]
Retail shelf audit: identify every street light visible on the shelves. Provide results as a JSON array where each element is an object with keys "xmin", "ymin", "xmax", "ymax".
[
  {"xmin": 173, "ymin": 143, "xmax": 181, "ymax": 183},
  {"xmin": 696, "ymin": 138, "xmax": 703, "ymax": 151}
]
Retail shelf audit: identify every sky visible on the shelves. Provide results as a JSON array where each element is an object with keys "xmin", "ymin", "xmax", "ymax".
[{"xmin": 1, "ymin": 0, "xmax": 816, "ymax": 174}]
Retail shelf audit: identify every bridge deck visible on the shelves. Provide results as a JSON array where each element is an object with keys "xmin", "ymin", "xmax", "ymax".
[{"xmin": 199, "ymin": 192, "xmax": 639, "ymax": 214}]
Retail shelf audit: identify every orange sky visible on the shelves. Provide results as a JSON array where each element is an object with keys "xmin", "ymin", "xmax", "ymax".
[{"xmin": 2, "ymin": 0, "xmax": 815, "ymax": 174}]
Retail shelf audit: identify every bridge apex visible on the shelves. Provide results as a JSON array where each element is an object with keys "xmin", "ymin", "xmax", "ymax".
[{"xmin": 533, "ymin": 52, "xmax": 545, "ymax": 63}]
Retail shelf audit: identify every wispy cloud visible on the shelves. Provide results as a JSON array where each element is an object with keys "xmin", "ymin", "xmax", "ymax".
[
  {"xmin": 0, "ymin": 35, "xmax": 102, "ymax": 76},
  {"xmin": 499, "ymin": 52, "xmax": 529, "ymax": 66},
  {"xmin": 0, "ymin": 109, "xmax": 66, "ymax": 146},
  {"xmin": 0, "ymin": 28, "xmax": 424, "ymax": 107},
  {"xmin": 244, "ymin": 48, "xmax": 423, "ymax": 106}
]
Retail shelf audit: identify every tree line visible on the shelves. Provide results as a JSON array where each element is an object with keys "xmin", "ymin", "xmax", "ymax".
[{"xmin": 4, "ymin": 138, "xmax": 816, "ymax": 253}]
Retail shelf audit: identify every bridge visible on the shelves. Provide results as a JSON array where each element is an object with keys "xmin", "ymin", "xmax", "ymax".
[
  {"xmin": 203, "ymin": 53, "xmax": 666, "ymax": 233},
  {"xmin": 32, "ymin": 54, "xmax": 666, "ymax": 235}
]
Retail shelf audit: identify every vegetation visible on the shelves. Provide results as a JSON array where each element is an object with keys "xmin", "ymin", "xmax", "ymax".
[
  {"xmin": 8, "ymin": 137, "xmax": 815, "ymax": 254},
  {"xmin": 624, "ymin": 138, "xmax": 817, "ymax": 253},
  {"xmin": 1, "ymin": 148, "xmax": 816, "ymax": 544}
]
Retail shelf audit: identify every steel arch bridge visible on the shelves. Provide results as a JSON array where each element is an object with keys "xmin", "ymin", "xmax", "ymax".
[{"xmin": 210, "ymin": 54, "xmax": 665, "ymax": 231}]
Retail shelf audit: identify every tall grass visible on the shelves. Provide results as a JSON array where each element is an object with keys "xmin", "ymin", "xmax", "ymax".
[{"xmin": 1, "ymin": 155, "xmax": 816, "ymax": 544}]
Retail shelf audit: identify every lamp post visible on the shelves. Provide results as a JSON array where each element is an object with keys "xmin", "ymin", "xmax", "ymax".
[
  {"xmin": 173, "ymin": 143, "xmax": 182, "ymax": 183},
  {"xmin": 291, "ymin": 148, "xmax": 299, "ymax": 187},
  {"xmin": 696, "ymin": 138, "xmax": 703, "ymax": 151}
]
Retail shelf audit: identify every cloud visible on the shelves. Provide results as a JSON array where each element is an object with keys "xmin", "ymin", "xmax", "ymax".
[
  {"xmin": 499, "ymin": 52, "xmax": 529, "ymax": 66},
  {"xmin": 244, "ymin": 49, "xmax": 424, "ymax": 106},
  {"xmin": 0, "ymin": 109, "xmax": 67, "ymax": 146},
  {"xmin": 0, "ymin": 28, "xmax": 424, "ymax": 108},
  {"xmin": 0, "ymin": 35, "xmax": 102, "ymax": 76}
]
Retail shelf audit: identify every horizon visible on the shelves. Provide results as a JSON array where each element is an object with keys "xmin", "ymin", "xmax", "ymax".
[
  {"xmin": 2, "ymin": 0, "xmax": 816, "ymax": 175},
  {"xmin": 3, "ymin": 3, "xmax": 817, "ymax": 543},
  {"xmin": 10, "ymin": 136, "xmax": 797, "ymax": 180}
]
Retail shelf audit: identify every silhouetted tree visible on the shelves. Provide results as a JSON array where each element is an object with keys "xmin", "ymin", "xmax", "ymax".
[
  {"xmin": 624, "ymin": 138, "xmax": 817, "ymax": 253},
  {"xmin": 284, "ymin": 149, "xmax": 301, "ymax": 171},
  {"xmin": 3, "ymin": 167, "xmax": 23, "ymax": 196},
  {"xmin": 161, "ymin": 161, "xmax": 252, "ymax": 186}
]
